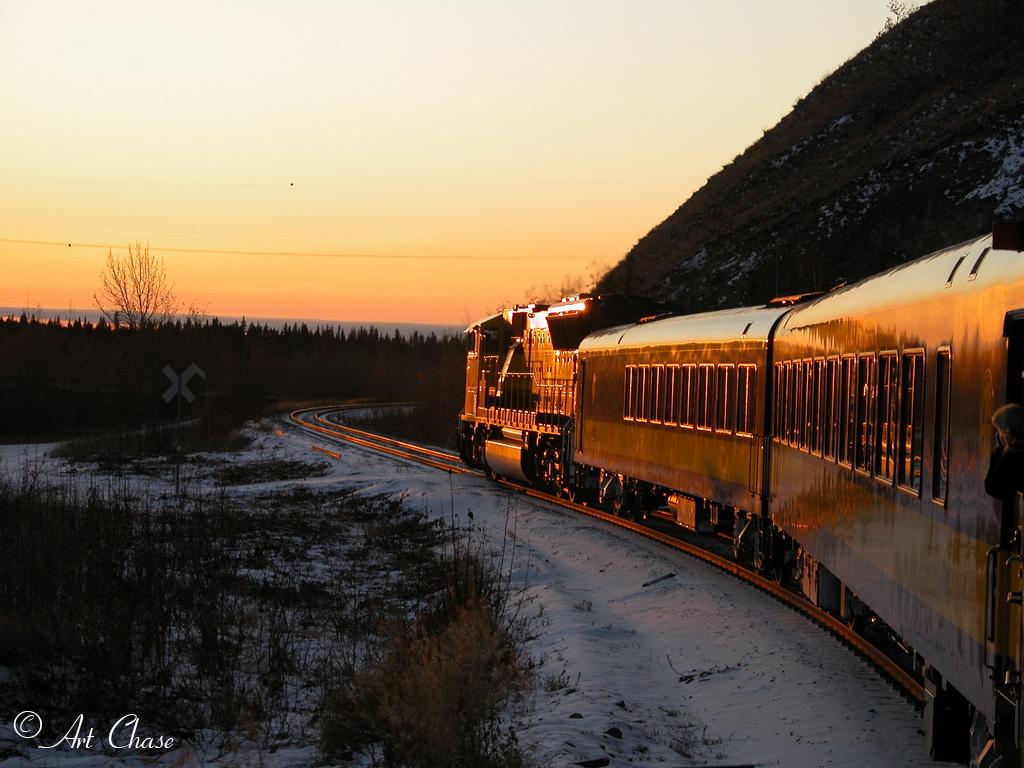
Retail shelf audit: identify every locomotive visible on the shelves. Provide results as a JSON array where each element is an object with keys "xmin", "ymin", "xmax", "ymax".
[{"xmin": 458, "ymin": 225, "xmax": 1024, "ymax": 766}]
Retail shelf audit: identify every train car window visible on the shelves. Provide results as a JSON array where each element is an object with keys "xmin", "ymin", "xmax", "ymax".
[
  {"xmin": 781, "ymin": 363, "xmax": 791, "ymax": 444},
  {"xmin": 638, "ymin": 364, "xmax": 647, "ymax": 423},
  {"xmin": 646, "ymin": 365, "xmax": 657, "ymax": 421},
  {"xmin": 696, "ymin": 364, "xmax": 704, "ymax": 430},
  {"xmin": 806, "ymin": 361, "xmax": 815, "ymax": 452},
  {"xmin": 623, "ymin": 366, "xmax": 634, "ymax": 420},
  {"xmin": 697, "ymin": 364, "xmax": 715, "ymax": 430},
  {"xmin": 647, "ymin": 366, "xmax": 656, "ymax": 421},
  {"xmin": 622, "ymin": 364, "xmax": 630, "ymax": 421},
  {"xmin": 773, "ymin": 364, "xmax": 783, "ymax": 442},
  {"xmin": 839, "ymin": 357, "xmax": 855, "ymax": 465},
  {"xmin": 696, "ymin": 365, "xmax": 706, "ymax": 429},
  {"xmin": 932, "ymin": 349, "xmax": 951, "ymax": 504},
  {"xmin": 899, "ymin": 351, "xmax": 925, "ymax": 493},
  {"xmin": 797, "ymin": 362, "xmax": 807, "ymax": 449},
  {"xmin": 649, "ymin": 365, "xmax": 659, "ymax": 423},
  {"xmin": 785, "ymin": 363, "xmax": 792, "ymax": 442},
  {"xmin": 643, "ymin": 364, "xmax": 651, "ymax": 421},
  {"xmin": 794, "ymin": 362, "xmax": 806, "ymax": 448},
  {"xmin": 803, "ymin": 360, "xmax": 815, "ymax": 452},
  {"xmin": 663, "ymin": 366, "xmax": 672, "ymax": 424},
  {"xmin": 812, "ymin": 360, "xmax": 825, "ymax": 454},
  {"xmin": 659, "ymin": 364, "xmax": 667, "ymax": 423},
  {"xmin": 680, "ymin": 364, "xmax": 695, "ymax": 427},
  {"xmin": 709, "ymin": 364, "xmax": 718, "ymax": 430},
  {"xmin": 716, "ymin": 364, "xmax": 735, "ymax": 432},
  {"xmin": 736, "ymin": 365, "xmax": 757, "ymax": 436},
  {"xmin": 854, "ymin": 355, "xmax": 876, "ymax": 473},
  {"xmin": 637, "ymin": 366, "xmax": 646, "ymax": 420},
  {"xmin": 802, "ymin": 361, "xmax": 812, "ymax": 448},
  {"xmin": 788, "ymin": 364, "xmax": 797, "ymax": 445},
  {"xmin": 786, "ymin": 362, "xmax": 797, "ymax": 444},
  {"xmin": 875, "ymin": 353, "xmax": 899, "ymax": 483},
  {"xmin": 945, "ymin": 254, "xmax": 967, "ymax": 287},
  {"xmin": 738, "ymin": 366, "xmax": 749, "ymax": 435},
  {"xmin": 626, "ymin": 364, "xmax": 634, "ymax": 421},
  {"xmin": 665, "ymin": 366, "xmax": 678, "ymax": 425},
  {"xmin": 787, "ymin": 363, "xmax": 795, "ymax": 442},
  {"xmin": 679, "ymin": 367, "xmax": 688, "ymax": 424},
  {"xmin": 824, "ymin": 358, "xmax": 838, "ymax": 459},
  {"xmin": 786, "ymin": 362, "xmax": 794, "ymax": 442},
  {"xmin": 638, "ymin": 366, "xmax": 648, "ymax": 422},
  {"xmin": 967, "ymin": 247, "xmax": 991, "ymax": 281}
]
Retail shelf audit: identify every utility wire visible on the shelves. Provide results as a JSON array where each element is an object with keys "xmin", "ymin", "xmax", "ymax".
[{"xmin": 0, "ymin": 237, "xmax": 597, "ymax": 262}]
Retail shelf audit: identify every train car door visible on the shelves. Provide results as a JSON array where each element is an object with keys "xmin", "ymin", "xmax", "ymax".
[
  {"xmin": 1005, "ymin": 311, "xmax": 1024, "ymax": 405},
  {"xmin": 999, "ymin": 310, "xmax": 1024, "ymax": 761},
  {"xmin": 1000, "ymin": 311, "xmax": 1024, "ymax": 550}
]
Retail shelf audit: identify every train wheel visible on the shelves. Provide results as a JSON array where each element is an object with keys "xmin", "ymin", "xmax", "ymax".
[
  {"xmin": 611, "ymin": 484, "xmax": 641, "ymax": 521},
  {"xmin": 472, "ymin": 428, "xmax": 488, "ymax": 468},
  {"xmin": 610, "ymin": 494, "xmax": 627, "ymax": 518},
  {"xmin": 622, "ymin": 494, "xmax": 643, "ymax": 522},
  {"xmin": 600, "ymin": 472, "xmax": 623, "ymax": 515}
]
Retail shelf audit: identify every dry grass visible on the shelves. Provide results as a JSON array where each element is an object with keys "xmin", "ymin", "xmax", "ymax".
[
  {"xmin": 320, "ymin": 512, "xmax": 534, "ymax": 767},
  {"xmin": 323, "ymin": 599, "xmax": 531, "ymax": 768},
  {"xmin": 52, "ymin": 419, "xmax": 252, "ymax": 462},
  {"xmin": 0, "ymin": 466, "xmax": 534, "ymax": 765}
]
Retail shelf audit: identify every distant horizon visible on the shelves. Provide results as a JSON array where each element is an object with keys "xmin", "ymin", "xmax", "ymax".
[{"xmin": 0, "ymin": 306, "xmax": 464, "ymax": 337}]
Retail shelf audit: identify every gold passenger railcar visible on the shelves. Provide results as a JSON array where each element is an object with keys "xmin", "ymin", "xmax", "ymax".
[
  {"xmin": 574, "ymin": 304, "xmax": 791, "ymax": 530},
  {"xmin": 770, "ymin": 230, "xmax": 1024, "ymax": 761}
]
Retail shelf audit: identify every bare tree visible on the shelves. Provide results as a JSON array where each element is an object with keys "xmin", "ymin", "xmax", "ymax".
[
  {"xmin": 525, "ymin": 260, "xmax": 610, "ymax": 305},
  {"xmin": 94, "ymin": 242, "xmax": 178, "ymax": 328},
  {"xmin": 877, "ymin": 0, "xmax": 919, "ymax": 38}
]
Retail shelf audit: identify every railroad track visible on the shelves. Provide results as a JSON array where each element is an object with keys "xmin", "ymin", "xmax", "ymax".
[
  {"xmin": 290, "ymin": 405, "xmax": 465, "ymax": 474},
  {"xmin": 289, "ymin": 404, "xmax": 926, "ymax": 706}
]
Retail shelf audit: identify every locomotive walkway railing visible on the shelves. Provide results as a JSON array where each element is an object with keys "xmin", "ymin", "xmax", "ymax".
[{"xmin": 475, "ymin": 363, "xmax": 576, "ymax": 433}]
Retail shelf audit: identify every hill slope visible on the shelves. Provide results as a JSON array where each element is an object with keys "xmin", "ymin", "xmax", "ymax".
[{"xmin": 598, "ymin": 0, "xmax": 1024, "ymax": 311}]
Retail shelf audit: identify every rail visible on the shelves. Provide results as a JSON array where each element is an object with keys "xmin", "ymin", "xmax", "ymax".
[{"xmin": 290, "ymin": 405, "xmax": 465, "ymax": 474}]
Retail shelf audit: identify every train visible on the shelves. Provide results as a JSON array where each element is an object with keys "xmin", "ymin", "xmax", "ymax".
[{"xmin": 457, "ymin": 224, "xmax": 1024, "ymax": 767}]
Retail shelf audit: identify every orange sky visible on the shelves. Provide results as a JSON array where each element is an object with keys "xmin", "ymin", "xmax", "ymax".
[{"xmin": 1, "ymin": 1, "xmax": 901, "ymax": 324}]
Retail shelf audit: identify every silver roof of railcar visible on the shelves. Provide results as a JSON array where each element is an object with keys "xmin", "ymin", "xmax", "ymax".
[
  {"xmin": 776, "ymin": 233, "xmax": 1007, "ymax": 332},
  {"xmin": 579, "ymin": 304, "xmax": 792, "ymax": 352}
]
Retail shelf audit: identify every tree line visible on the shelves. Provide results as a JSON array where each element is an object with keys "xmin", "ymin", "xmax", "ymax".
[{"xmin": 0, "ymin": 312, "xmax": 465, "ymax": 444}]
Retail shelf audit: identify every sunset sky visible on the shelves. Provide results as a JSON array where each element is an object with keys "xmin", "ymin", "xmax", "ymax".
[{"xmin": 2, "ymin": 2, "xmax": 901, "ymax": 325}]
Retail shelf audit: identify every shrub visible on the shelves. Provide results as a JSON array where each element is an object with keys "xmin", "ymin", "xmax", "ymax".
[{"xmin": 321, "ymin": 535, "xmax": 533, "ymax": 767}]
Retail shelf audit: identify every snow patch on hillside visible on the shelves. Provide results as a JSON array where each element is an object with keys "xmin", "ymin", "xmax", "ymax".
[
  {"xmin": 772, "ymin": 113, "xmax": 853, "ymax": 169},
  {"xmin": 965, "ymin": 120, "xmax": 1024, "ymax": 215}
]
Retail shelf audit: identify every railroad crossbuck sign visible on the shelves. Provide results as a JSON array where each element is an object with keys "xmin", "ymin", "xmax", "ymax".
[{"xmin": 162, "ymin": 364, "xmax": 207, "ymax": 404}]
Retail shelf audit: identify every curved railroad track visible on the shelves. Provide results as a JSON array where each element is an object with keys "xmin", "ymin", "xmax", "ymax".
[
  {"xmin": 289, "ymin": 404, "xmax": 926, "ymax": 706},
  {"xmin": 291, "ymin": 404, "xmax": 465, "ymax": 473}
]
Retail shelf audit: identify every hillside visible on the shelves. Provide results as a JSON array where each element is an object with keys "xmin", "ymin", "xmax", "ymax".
[{"xmin": 598, "ymin": 0, "xmax": 1024, "ymax": 311}]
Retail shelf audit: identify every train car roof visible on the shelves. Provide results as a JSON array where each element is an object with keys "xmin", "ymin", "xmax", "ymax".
[
  {"xmin": 776, "ymin": 232, "xmax": 1012, "ymax": 333},
  {"xmin": 579, "ymin": 303, "xmax": 791, "ymax": 352}
]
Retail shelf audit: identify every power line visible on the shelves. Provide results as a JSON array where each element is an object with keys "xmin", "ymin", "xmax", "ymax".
[{"xmin": 0, "ymin": 237, "xmax": 598, "ymax": 262}]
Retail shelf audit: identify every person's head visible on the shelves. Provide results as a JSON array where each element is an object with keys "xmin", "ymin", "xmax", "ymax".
[{"xmin": 992, "ymin": 403, "xmax": 1024, "ymax": 447}]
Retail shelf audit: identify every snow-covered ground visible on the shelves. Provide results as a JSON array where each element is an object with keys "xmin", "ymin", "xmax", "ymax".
[{"xmin": 0, "ymin": 417, "xmax": 953, "ymax": 768}]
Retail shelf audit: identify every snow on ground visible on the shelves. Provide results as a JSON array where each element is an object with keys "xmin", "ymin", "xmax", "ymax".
[{"xmin": 0, "ymin": 417, "xmax": 954, "ymax": 768}]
